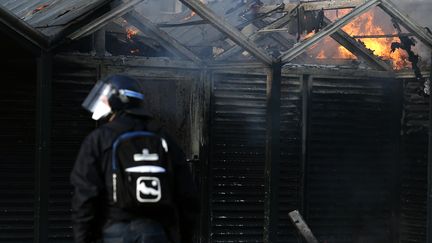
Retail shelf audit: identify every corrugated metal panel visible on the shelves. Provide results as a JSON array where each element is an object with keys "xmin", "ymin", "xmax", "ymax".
[
  {"xmin": 0, "ymin": 0, "xmax": 111, "ymax": 37},
  {"xmin": 306, "ymin": 77, "xmax": 396, "ymax": 243},
  {"xmin": 400, "ymin": 78, "xmax": 428, "ymax": 243},
  {"xmin": 277, "ymin": 75, "xmax": 302, "ymax": 243},
  {"xmin": 0, "ymin": 59, "xmax": 36, "ymax": 242},
  {"xmin": 49, "ymin": 59, "xmax": 98, "ymax": 241},
  {"xmin": 210, "ymin": 74, "xmax": 267, "ymax": 243}
]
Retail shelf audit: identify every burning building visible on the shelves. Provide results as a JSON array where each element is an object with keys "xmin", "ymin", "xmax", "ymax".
[{"xmin": 0, "ymin": 0, "xmax": 431, "ymax": 242}]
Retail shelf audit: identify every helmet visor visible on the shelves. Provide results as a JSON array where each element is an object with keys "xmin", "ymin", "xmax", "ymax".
[{"xmin": 82, "ymin": 81, "xmax": 113, "ymax": 120}]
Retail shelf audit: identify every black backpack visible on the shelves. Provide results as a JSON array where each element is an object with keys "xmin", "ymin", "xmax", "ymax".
[{"xmin": 111, "ymin": 130, "xmax": 174, "ymax": 209}]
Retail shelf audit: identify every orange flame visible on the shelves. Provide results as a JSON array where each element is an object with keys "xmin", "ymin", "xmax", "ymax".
[
  {"xmin": 317, "ymin": 50, "xmax": 326, "ymax": 59},
  {"xmin": 32, "ymin": 3, "xmax": 49, "ymax": 14},
  {"xmin": 183, "ymin": 11, "xmax": 196, "ymax": 21},
  {"xmin": 341, "ymin": 9, "xmax": 408, "ymax": 69},
  {"xmin": 302, "ymin": 31, "xmax": 315, "ymax": 40},
  {"xmin": 183, "ymin": 0, "xmax": 206, "ymax": 21},
  {"xmin": 130, "ymin": 48, "xmax": 140, "ymax": 54},
  {"xmin": 126, "ymin": 27, "xmax": 139, "ymax": 40},
  {"xmin": 311, "ymin": 8, "xmax": 409, "ymax": 69}
]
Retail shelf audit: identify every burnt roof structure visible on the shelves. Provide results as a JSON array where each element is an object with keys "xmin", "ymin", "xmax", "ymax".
[{"xmin": 1, "ymin": 0, "xmax": 431, "ymax": 70}]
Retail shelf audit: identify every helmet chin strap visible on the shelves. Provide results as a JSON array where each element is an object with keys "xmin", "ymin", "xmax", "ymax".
[
  {"xmin": 108, "ymin": 110, "xmax": 128, "ymax": 122},
  {"xmin": 108, "ymin": 113, "xmax": 117, "ymax": 122}
]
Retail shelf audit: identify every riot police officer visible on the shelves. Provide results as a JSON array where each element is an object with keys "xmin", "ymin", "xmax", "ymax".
[{"xmin": 71, "ymin": 74, "xmax": 199, "ymax": 243}]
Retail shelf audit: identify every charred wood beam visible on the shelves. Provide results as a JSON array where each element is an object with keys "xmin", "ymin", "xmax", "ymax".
[
  {"xmin": 300, "ymin": 0, "xmax": 367, "ymax": 11},
  {"xmin": 123, "ymin": 10, "xmax": 203, "ymax": 65},
  {"xmin": 257, "ymin": 28, "xmax": 289, "ymax": 33},
  {"xmin": 179, "ymin": 0, "xmax": 274, "ymax": 65},
  {"xmin": 378, "ymin": 0, "xmax": 432, "ymax": 50},
  {"xmin": 157, "ymin": 20, "xmax": 208, "ymax": 28},
  {"xmin": 279, "ymin": 0, "xmax": 380, "ymax": 64},
  {"xmin": 215, "ymin": 13, "xmax": 293, "ymax": 61},
  {"xmin": 325, "ymin": 17, "xmax": 393, "ymax": 71},
  {"xmin": 67, "ymin": 0, "xmax": 144, "ymax": 41},
  {"xmin": 352, "ymin": 33, "xmax": 413, "ymax": 39},
  {"xmin": 258, "ymin": 0, "xmax": 367, "ymax": 13},
  {"xmin": 55, "ymin": 54, "xmax": 200, "ymax": 70},
  {"xmin": 209, "ymin": 61, "xmax": 267, "ymax": 70},
  {"xmin": 289, "ymin": 210, "xmax": 319, "ymax": 243}
]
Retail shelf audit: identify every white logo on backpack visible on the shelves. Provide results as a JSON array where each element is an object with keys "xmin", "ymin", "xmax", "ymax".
[
  {"xmin": 133, "ymin": 149, "xmax": 159, "ymax": 161},
  {"xmin": 136, "ymin": 177, "xmax": 162, "ymax": 202}
]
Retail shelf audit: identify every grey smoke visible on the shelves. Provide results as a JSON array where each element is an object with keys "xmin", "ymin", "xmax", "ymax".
[
  {"xmin": 390, "ymin": 0, "xmax": 432, "ymax": 65},
  {"xmin": 392, "ymin": 0, "xmax": 432, "ymax": 29}
]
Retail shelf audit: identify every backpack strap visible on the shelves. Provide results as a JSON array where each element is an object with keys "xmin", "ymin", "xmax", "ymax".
[{"xmin": 111, "ymin": 130, "xmax": 159, "ymax": 172}]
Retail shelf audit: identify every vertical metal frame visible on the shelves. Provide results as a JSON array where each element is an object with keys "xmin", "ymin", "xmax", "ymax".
[
  {"xmin": 34, "ymin": 51, "xmax": 52, "ymax": 243},
  {"xmin": 204, "ymin": 71, "xmax": 217, "ymax": 243},
  {"xmin": 427, "ymin": 58, "xmax": 432, "ymax": 243},
  {"xmin": 300, "ymin": 75, "xmax": 312, "ymax": 217},
  {"xmin": 198, "ymin": 69, "xmax": 212, "ymax": 243},
  {"xmin": 264, "ymin": 61, "xmax": 282, "ymax": 243},
  {"xmin": 386, "ymin": 77, "xmax": 403, "ymax": 243}
]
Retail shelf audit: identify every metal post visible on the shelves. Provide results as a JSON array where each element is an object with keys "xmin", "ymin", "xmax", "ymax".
[
  {"xmin": 93, "ymin": 27, "xmax": 105, "ymax": 56},
  {"xmin": 34, "ymin": 51, "xmax": 52, "ymax": 243},
  {"xmin": 300, "ymin": 75, "xmax": 311, "ymax": 215},
  {"xmin": 388, "ymin": 77, "xmax": 403, "ymax": 243},
  {"xmin": 198, "ymin": 69, "xmax": 212, "ymax": 243},
  {"xmin": 427, "ymin": 53, "xmax": 432, "ymax": 243},
  {"xmin": 264, "ymin": 61, "xmax": 282, "ymax": 243}
]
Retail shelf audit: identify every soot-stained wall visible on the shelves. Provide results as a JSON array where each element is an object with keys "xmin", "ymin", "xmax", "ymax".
[{"xmin": 0, "ymin": 50, "xmax": 429, "ymax": 243}]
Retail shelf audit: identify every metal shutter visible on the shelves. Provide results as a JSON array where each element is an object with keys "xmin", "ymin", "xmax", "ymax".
[
  {"xmin": 210, "ymin": 73, "xmax": 266, "ymax": 243},
  {"xmin": 278, "ymin": 75, "xmax": 303, "ymax": 243},
  {"xmin": 0, "ymin": 59, "xmax": 36, "ymax": 242},
  {"xmin": 49, "ymin": 60, "xmax": 97, "ymax": 241},
  {"xmin": 306, "ymin": 77, "xmax": 397, "ymax": 243},
  {"xmin": 400, "ymin": 78, "xmax": 428, "ymax": 243}
]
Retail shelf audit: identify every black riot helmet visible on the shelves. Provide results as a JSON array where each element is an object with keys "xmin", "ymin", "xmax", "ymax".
[{"xmin": 82, "ymin": 74, "xmax": 150, "ymax": 120}]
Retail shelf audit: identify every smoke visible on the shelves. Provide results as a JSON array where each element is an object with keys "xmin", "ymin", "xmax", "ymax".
[
  {"xmin": 390, "ymin": 0, "xmax": 432, "ymax": 66},
  {"xmin": 391, "ymin": 0, "xmax": 432, "ymax": 29}
]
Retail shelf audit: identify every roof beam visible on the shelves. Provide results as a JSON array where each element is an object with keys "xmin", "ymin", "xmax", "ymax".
[
  {"xmin": 179, "ymin": 0, "xmax": 274, "ymax": 65},
  {"xmin": 123, "ymin": 10, "xmax": 203, "ymax": 65},
  {"xmin": 378, "ymin": 0, "xmax": 432, "ymax": 49},
  {"xmin": 258, "ymin": 0, "xmax": 368, "ymax": 13},
  {"xmin": 215, "ymin": 13, "xmax": 293, "ymax": 61},
  {"xmin": 67, "ymin": 0, "xmax": 144, "ymax": 40},
  {"xmin": 326, "ymin": 17, "xmax": 393, "ymax": 71},
  {"xmin": 279, "ymin": 0, "xmax": 379, "ymax": 64}
]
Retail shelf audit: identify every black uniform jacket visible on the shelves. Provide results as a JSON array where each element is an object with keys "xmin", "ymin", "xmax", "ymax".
[{"xmin": 70, "ymin": 114, "xmax": 199, "ymax": 243}]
